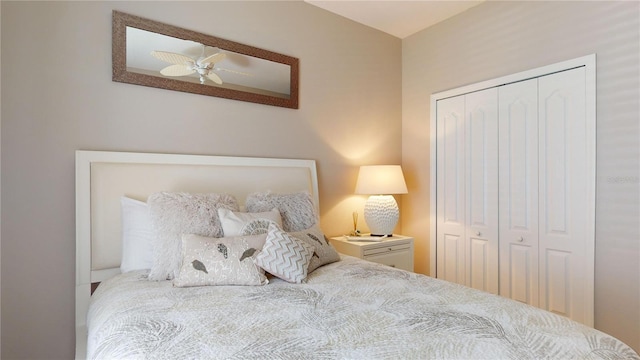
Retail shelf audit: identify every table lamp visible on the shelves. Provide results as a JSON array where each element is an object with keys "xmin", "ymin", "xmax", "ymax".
[{"xmin": 355, "ymin": 165, "xmax": 408, "ymax": 236}]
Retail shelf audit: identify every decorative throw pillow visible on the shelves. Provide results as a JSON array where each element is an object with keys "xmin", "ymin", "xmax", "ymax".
[
  {"xmin": 120, "ymin": 196, "xmax": 155, "ymax": 273},
  {"xmin": 218, "ymin": 208, "xmax": 282, "ymax": 236},
  {"xmin": 290, "ymin": 224, "xmax": 340, "ymax": 273},
  {"xmin": 147, "ymin": 192, "xmax": 239, "ymax": 281},
  {"xmin": 245, "ymin": 191, "xmax": 318, "ymax": 232},
  {"xmin": 254, "ymin": 223, "xmax": 315, "ymax": 284},
  {"xmin": 173, "ymin": 234, "xmax": 268, "ymax": 287}
]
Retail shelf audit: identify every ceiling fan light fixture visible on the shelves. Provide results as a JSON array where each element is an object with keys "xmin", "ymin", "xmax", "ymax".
[{"xmin": 151, "ymin": 47, "xmax": 229, "ymax": 85}]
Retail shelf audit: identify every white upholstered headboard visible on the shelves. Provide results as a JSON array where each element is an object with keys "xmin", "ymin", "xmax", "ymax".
[{"xmin": 75, "ymin": 150, "xmax": 319, "ymax": 350}]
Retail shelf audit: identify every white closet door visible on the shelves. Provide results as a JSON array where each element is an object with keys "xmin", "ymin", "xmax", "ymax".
[
  {"xmin": 538, "ymin": 67, "xmax": 590, "ymax": 324},
  {"xmin": 498, "ymin": 79, "xmax": 539, "ymax": 305},
  {"xmin": 465, "ymin": 88, "xmax": 499, "ymax": 294},
  {"xmin": 436, "ymin": 95, "xmax": 466, "ymax": 285}
]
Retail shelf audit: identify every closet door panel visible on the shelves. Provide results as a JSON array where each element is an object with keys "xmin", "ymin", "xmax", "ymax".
[
  {"xmin": 498, "ymin": 79, "xmax": 539, "ymax": 305},
  {"xmin": 508, "ymin": 244, "xmax": 533, "ymax": 303},
  {"xmin": 545, "ymin": 250, "xmax": 570, "ymax": 315},
  {"xmin": 465, "ymin": 88, "xmax": 499, "ymax": 294},
  {"xmin": 436, "ymin": 95, "xmax": 466, "ymax": 285},
  {"xmin": 538, "ymin": 67, "xmax": 588, "ymax": 322}
]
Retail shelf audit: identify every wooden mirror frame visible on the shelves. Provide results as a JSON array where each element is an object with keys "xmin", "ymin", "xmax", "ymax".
[{"xmin": 112, "ymin": 11, "xmax": 299, "ymax": 109}]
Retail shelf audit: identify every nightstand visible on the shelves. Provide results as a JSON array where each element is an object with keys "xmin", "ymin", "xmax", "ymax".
[{"xmin": 329, "ymin": 235, "xmax": 414, "ymax": 272}]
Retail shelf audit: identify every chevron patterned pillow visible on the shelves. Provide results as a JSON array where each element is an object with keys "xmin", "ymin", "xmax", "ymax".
[{"xmin": 254, "ymin": 223, "xmax": 315, "ymax": 283}]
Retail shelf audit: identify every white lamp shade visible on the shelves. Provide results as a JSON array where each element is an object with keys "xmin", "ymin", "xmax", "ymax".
[
  {"xmin": 355, "ymin": 165, "xmax": 408, "ymax": 195},
  {"xmin": 355, "ymin": 165, "xmax": 407, "ymax": 236}
]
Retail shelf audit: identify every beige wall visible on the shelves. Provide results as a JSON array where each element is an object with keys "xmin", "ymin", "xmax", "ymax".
[
  {"xmin": 402, "ymin": 0, "xmax": 639, "ymax": 351},
  {"xmin": 0, "ymin": 1, "xmax": 401, "ymax": 358}
]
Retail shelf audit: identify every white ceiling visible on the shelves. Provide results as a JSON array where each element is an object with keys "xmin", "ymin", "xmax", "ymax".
[{"xmin": 305, "ymin": 0, "xmax": 484, "ymax": 39}]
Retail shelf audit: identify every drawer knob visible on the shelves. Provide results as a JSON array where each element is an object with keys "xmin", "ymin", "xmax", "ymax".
[
  {"xmin": 518, "ymin": 236, "xmax": 524, "ymax": 242},
  {"xmin": 476, "ymin": 231, "xmax": 481, "ymax": 236}
]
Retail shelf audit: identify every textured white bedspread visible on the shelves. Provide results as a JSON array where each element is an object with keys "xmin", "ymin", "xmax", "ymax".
[{"xmin": 87, "ymin": 256, "xmax": 639, "ymax": 359}]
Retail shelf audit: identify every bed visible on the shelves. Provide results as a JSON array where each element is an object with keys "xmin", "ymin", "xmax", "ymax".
[{"xmin": 76, "ymin": 151, "xmax": 639, "ymax": 359}]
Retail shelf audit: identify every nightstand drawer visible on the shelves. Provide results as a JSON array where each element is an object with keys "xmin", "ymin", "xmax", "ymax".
[
  {"xmin": 365, "ymin": 249, "xmax": 412, "ymax": 271},
  {"xmin": 363, "ymin": 243, "xmax": 411, "ymax": 256},
  {"xmin": 329, "ymin": 235, "xmax": 414, "ymax": 272}
]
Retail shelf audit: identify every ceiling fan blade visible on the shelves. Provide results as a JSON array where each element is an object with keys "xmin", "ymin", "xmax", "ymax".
[
  {"xmin": 160, "ymin": 64, "xmax": 195, "ymax": 77},
  {"xmin": 217, "ymin": 68, "xmax": 252, "ymax": 76},
  {"xmin": 206, "ymin": 72, "xmax": 223, "ymax": 85},
  {"xmin": 151, "ymin": 51, "xmax": 194, "ymax": 65},
  {"xmin": 199, "ymin": 52, "xmax": 226, "ymax": 65}
]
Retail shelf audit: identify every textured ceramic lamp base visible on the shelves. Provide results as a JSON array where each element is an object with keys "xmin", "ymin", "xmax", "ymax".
[{"xmin": 363, "ymin": 195, "xmax": 399, "ymax": 236}]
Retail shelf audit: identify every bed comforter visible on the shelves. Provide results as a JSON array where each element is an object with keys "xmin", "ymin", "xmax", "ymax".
[{"xmin": 87, "ymin": 256, "xmax": 639, "ymax": 359}]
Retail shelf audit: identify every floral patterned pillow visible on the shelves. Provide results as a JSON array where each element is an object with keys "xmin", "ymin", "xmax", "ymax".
[
  {"xmin": 173, "ymin": 234, "xmax": 268, "ymax": 287},
  {"xmin": 218, "ymin": 208, "xmax": 282, "ymax": 236}
]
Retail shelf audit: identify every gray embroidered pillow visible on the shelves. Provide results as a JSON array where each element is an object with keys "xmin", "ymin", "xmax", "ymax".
[
  {"xmin": 174, "ymin": 234, "xmax": 268, "ymax": 287},
  {"xmin": 218, "ymin": 208, "xmax": 282, "ymax": 236},
  {"xmin": 147, "ymin": 192, "xmax": 239, "ymax": 281},
  {"xmin": 245, "ymin": 191, "xmax": 318, "ymax": 232},
  {"xmin": 254, "ymin": 223, "xmax": 314, "ymax": 284},
  {"xmin": 289, "ymin": 224, "xmax": 340, "ymax": 273}
]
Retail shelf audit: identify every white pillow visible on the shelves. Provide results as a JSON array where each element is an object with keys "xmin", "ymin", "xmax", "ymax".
[
  {"xmin": 173, "ymin": 234, "xmax": 268, "ymax": 287},
  {"xmin": 218, "ymin": 208, "xmax": 282, "ymax": 236},
  {"xmin": 120, "ymin": 196, "xmax": 154, "ymax": 273},
  {"xmin": 147, "ymin": 192, "xmax": 239, "ymax": 281},
  {"xmin": 254, "ymin": 223, "xmax": 315, "ymax": 284}
]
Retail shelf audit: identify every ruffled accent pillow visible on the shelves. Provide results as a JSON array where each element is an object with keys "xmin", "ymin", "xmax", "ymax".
[
  {"xmin": 245, "ymin": 191, "xmax": 318, "ymax": 232},
  {"xmin": 254, "ymin": 223, "xmax": 314, "ymax": 284},
  {"xmin": 173, "ymin": 234, "xmax": 268, "ymax": 287},
  {"xmin": 147, "ymin": 192, "xmax": 239, "ymax": 281},
  {"xmin": 218, "ymin": 208, "xmax": 282, "ymax": 236},
  {"xmin": 290, "ymin": 224, "xmax": 340, "ymax": 273}
]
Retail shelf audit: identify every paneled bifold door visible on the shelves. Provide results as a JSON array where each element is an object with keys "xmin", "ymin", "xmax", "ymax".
[{"xmin": 433, "ymin": 56, "xmax": 595, "ymax": 326}]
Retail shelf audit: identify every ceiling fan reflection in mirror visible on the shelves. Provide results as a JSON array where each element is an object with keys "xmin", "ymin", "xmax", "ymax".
[{"xmin": 151, "ymin": 45, "xmax": 251, "ymax": 85}]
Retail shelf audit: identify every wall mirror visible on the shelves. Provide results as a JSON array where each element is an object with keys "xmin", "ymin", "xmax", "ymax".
[{"xmin": 112, "ymin": 11, "xmax": 299, "ymax": 109}]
